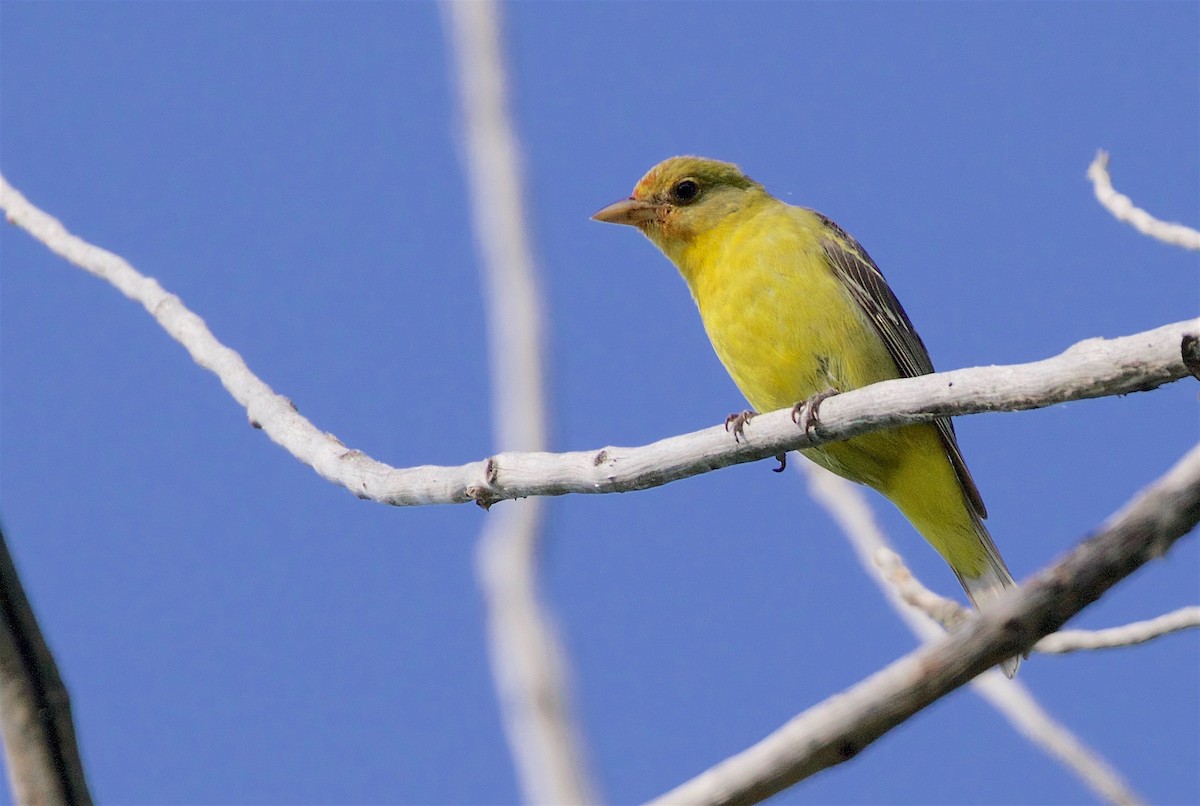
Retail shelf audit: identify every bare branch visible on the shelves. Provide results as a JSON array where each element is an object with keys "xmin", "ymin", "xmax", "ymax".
[
  {"xmin": 871, "ymin": 545, "xmax": 970, "ymax": 630},
  {"xmin": 798, "ymin": 464, "xmax": 1141, "ymax": 805},
  {"xmin": 2, "ymin": 174, "xmax": 1195, "ymax": 508},
  {"xmin": 1087, "ymin": 150, "xmax": 1200, "ymax": 250},
  {"xmin": 651, "ymin": 444, "xmax": 1200, "ymax": 806},
  {"xmin": 442, "ymin": 2, "xmax": 595, "ymax": 804},
  {"xmin": 968, "ymin": 673, "xmax": 1142, "ymax": 806},
  {"xmin": 875, "ymin": 538, "xmax": 1198, "ymax": 656},
  {"xmin": 0, "ymin": 524, "xmax": 93, "ymax": 806},
  {"xmin": 1037, "ymin": 606, "xmax": 1200, "ymax": 654}
]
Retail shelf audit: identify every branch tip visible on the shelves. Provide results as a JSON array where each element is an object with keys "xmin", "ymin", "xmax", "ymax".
[{"xmin": 1087, "ymin": 150, "xmax": 1200, "ymax": 250}]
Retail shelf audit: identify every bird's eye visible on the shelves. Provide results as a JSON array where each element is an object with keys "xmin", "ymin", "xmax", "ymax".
[{"xmin": 671, "ymin": 179, "xmax": 701, "ymax": 204}]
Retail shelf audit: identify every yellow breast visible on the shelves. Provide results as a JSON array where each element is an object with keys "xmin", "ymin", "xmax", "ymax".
[{"xmin": 671, "ymin": 203, "xmax": 897, "ymax": 414}]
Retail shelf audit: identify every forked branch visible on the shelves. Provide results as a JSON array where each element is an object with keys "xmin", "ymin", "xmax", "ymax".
[{"xmin": 652, "ymin": 444, "xmax": 1200, "ymax": 806}]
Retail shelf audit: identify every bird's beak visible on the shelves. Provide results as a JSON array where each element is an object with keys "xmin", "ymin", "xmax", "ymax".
[{"xmin": 591, "ymin": 197, "xmax": 661, "ymax": 227}]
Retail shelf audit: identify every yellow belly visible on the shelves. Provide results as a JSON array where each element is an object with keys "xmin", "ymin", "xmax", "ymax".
[
  {"xmin": 686, "ymin": 207, "xmax": 913, "ymax": 491},
  {"xmin": 672, "ymin": 205, "xmax": 986, "ymax": 576},
  {"xmin": 642, "ymin": 190, "xmax": 1008, "ymax": 604}
]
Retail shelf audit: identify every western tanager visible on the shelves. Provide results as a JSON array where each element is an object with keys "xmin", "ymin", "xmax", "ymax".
[{"xmin": 593, "ymin": 156, "xmax": 1019, "ymax": 677}]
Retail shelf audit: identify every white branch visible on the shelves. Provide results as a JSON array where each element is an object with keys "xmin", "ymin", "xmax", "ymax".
[
  {"xmin": 651, "ymin": 444, "xmax": 1200, "ymax": 806},
  {"xmin": 871, "ymin": 544, "xmax": 970, "ymax": 630},
  {"xmin": 1036, "ymin": 606, "xmax": 1200, "ymax": 654},
  {"xmin": 1087, "ymin": 150, "xmax": 1200, "ymax": 250},
  {"xmin": 969, "ymin": 673, "xmax": 1141, "ymax": 806},
  {"xmin": 443, "ymin": 1, "xmax": 595, "ymax": 803},
  {"xmin": 875, "ymin": 540, "xmax": 1199, "ymax": 655},
  {"xmin": 2, "ymin": 174, "xmax": 1194, "ymax": 508},
  {"xmin": 798, "ymin": 463, "xmax": 1142, "ymax": 805}
]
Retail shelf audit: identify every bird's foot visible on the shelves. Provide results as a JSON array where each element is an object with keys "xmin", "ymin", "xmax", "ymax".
[
  {"xmin": 790, "ymin": 388, "xmax": 841, "ymax": 437},
  {"xmin": 726, "ymin": 411, "xmax": 787, "ymax": 472},
  {"xmin": 724, "ymin": 410, "xmax": 757, "ymax": 443}
]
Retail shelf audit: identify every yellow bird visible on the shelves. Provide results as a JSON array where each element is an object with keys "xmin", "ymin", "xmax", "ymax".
[{"xmin": 593, "ymin": 156, "xmax": 1019, "ymax": 677}]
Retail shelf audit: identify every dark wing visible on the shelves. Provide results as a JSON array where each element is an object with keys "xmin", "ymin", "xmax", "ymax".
[{"xmin": 815, "ymin": 212, "xmax": 988, "ymax": 519}]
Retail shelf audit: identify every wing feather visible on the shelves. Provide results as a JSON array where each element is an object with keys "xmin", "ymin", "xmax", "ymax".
[{"xmin": 814, "ymin": 213, "xmax": 988, "ymax": 519}]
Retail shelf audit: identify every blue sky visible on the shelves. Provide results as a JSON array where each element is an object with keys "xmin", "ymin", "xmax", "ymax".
[{"xmin": 1, "ymin": 2, "xmax": 1197, "ymax": 804}]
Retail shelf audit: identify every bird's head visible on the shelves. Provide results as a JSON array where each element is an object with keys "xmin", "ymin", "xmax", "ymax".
[{"xmin": 592, "ymin": 156, "xmax": 767, "ymax": 250}]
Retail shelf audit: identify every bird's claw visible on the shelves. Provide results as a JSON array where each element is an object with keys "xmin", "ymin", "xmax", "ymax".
[
  {"xmin": 726, "ymin": 411, "xmax": 787, "ymax": 472},
  {"xmin": 791, "ymin": 388, "xmax": 840, "ymax": 437},
  {"xmin": 724, "ymin": 410, "xmax": 756, "ymax": 443}
]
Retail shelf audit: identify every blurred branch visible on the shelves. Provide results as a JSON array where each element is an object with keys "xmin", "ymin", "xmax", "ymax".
[
  {"xmin": 650, "ymin": 444, "xmax": 1200, "ymax": 806},
  {"xmin": 798, "ymin": 464, "xmax": 1142, "ymax": 806},
  {"xmin": 442, "ymin": 1, "xmax": 595, "ymax": 804},
  {"xmin": 1087, "ymin": 150, "xmax": 1200, "ymax": 250},
  {"xmin": 1, "ymin": 180, "xmax": 1193, "ymax": 507},
  {"xmin": 0, "ymin": 523, "xmax": 93, "ymax": 806}
]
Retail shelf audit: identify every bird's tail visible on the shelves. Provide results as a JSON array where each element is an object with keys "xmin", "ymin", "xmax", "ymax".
[
  {"xmin": 827, "ymin": 427, "xmax": 1023, "ymax": 676},
  {"xmin": 951, "ymin": 514, "xmax": 1021, "ymax": 678},
  {"xmin": 887, "ymin": 456, "xmax": 1023, "ymax": 677}
]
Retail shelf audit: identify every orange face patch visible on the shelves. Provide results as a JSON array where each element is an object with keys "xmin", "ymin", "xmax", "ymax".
[{"xmin": 632, "ymin": 165, "xmax": 667, "ymax": 201}]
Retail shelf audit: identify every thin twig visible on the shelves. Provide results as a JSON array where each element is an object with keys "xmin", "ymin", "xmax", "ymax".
[
  {"xmin": 650, "ymin": 444, "xmax": 1200, "ymax": 806},
  {"xmin": 1087, "ymin": 150, "xmax": 1200, "ymax": 250},
  {"xmin": 443, "ymin": 1, "xmax": 595, "ymax": 803},
  {"xmin": 871, "ymin": 545, "xmax": 971, "ymax": 630},
  {"xmin": 1037, "ymin": 606, "xmax": 1200, "ymax": 654}
]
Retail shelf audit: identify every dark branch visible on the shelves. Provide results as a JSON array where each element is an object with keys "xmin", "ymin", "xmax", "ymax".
[{"xmin": 0, "ymin": 523, "xmax": 93, "ymax": 805}]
